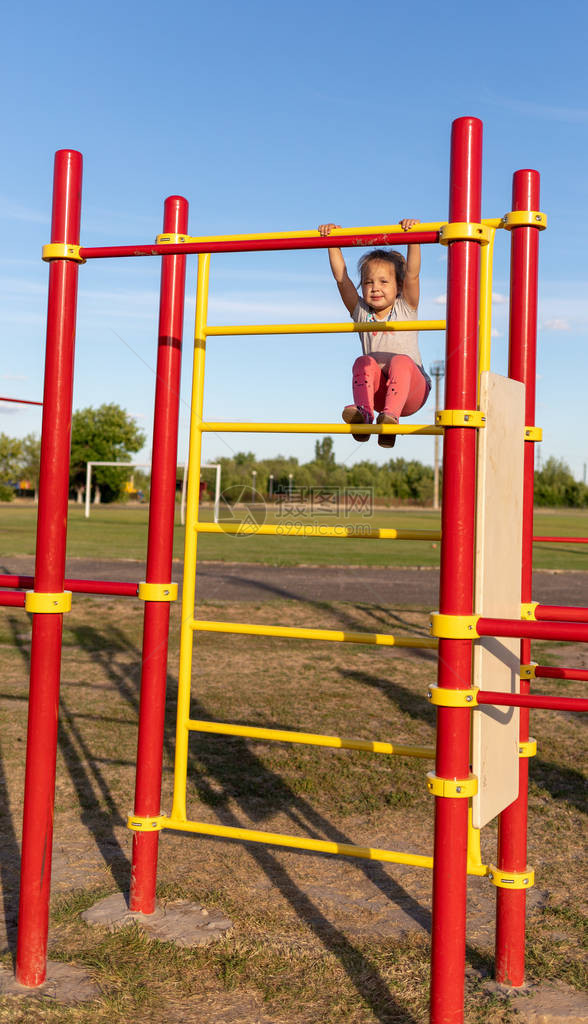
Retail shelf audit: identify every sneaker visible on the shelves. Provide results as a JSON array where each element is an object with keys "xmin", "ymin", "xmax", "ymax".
[
  {"xmin": 376, "ymin": 412, "xmax": 398, "ymax": 448},
  {"xmin": 342, "ymin": 405, "xmax": 372, "ymax": 442}
]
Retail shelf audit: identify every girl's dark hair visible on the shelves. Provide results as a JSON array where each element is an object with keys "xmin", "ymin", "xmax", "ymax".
[{"xmin": 357, "ymin": 249, "xmax": 406, "ymax": 294}]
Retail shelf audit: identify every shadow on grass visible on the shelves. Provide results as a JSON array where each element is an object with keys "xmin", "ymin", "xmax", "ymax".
[
  {"xmin": 531, "ymin": 759, "xmax": 587, "ymax": 815},
  {"xmin": 68, "ymin": 620, "xmax": 431, "ymax": 1023},
  {"xmin": 4, "ymin": 615, "xmax": 133, "ymax": 930}
]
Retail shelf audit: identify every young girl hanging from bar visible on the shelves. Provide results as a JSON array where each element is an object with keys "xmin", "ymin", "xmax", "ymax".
[{"xmin": 318, "ymin": 221, "xmax": 431, "ymax": 447}]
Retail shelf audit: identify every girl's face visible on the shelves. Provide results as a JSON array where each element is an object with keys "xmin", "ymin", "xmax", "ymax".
[{"xmin": 361, "ymin": 260, "xmax": 397, "ymax": 315}]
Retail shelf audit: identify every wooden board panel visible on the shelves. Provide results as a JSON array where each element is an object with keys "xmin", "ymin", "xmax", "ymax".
[{"xmin": 472, "ymin": 372, "xmax": 525, "ymax": 829}]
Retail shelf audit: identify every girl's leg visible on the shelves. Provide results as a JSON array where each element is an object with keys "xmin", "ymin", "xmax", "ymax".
[
  {"xmin": 351, "ymin": 355, "xmax": 382, "ymax": 417},
  {"xmin": 380, "ymin": 354, "xmax": 429, "ymax": 418}
]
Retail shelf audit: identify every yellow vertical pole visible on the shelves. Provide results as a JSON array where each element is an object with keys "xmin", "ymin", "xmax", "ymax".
[
  {"xmin": 171, "ymin": 254, "xmax": 210, "ymax": 821},
  {"xmin": 478, "ymin": 226, "xmax": 496, "ymax": 394}
]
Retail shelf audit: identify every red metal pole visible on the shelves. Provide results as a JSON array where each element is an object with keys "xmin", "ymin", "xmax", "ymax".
[
  {"xmin": 430, "ymin": 116, "xmax": 482, "ymax": 1024},
  {"xmin": 0, "ymin": 592, "xmax": 26, "ymax": 607},
  {"xmin": 16, "ymin": 150, "xmax": 83, "ymax": 987},
  {"xmin": 534, "ymin": 604, "xmax": 588, "ymax": 622},
  {"xmin": 535, "ymin": 666, "xmax": 588, "ymax": 681},
  {"xmin": 496, "ymin": 168, "xmax": 541, "ymax": 987},
  {"xmin": 129, "ymin": 196, "xmax": 188, "ymax": 913},
  {"xmin": 477, "ymin": 691, "xmax": 588, "ymax": 712},
  {"xmin": 0, "ymin": 574, "xmax": 138, "ymax": 597},
  {"xmin": 477, "ymin": 617, "xmax": 588, "ymax": 642},
  {"xmin": 533, "ymin": 536, "xmax": 588, "ymax": 544},
  {"xmin": 79, "ymin": 230, "xmax": 440, "ymax": 261}
]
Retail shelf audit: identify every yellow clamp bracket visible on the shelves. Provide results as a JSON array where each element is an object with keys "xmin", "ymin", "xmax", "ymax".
[
  {"xmin": 42, "ymin": 243, "xmax": 85, "ymax": 264},
  {"xmin": 525, "ymin": 426, "xmax": 542, "ymax": 441},
  {"xmin": 501, "ymin": 211, "xmax": 547, "ymax": 231},
  {"xmin": 137, "ymin": 582, "xmax": 178, "ymax": 602},
  {"xmin": 439, "ymin": 222, "xmax": 493, "ymax": 246},
  {"xmin": 427, "ymin": 685, "xmax": 479, "ymax": 707},
  {"xmin": 430, "ymin": 613, "xmax": 480, "ymax": 639},
  {"xmin": 520, "ymin": 663, "xmax": 537, "ymax": 680},
  {"xmin": 127, "ymin": 814, "xmax": 166, "ymax": 832},
  {"xmin": 427, "ymin": 772, "xmax": 478, "ymax": 798},
  {"xmin": 521, "ymin": 602, "xmax": 538, "ymax": 621},
  {"xmin": 25, "ymin": 591, "xmax": 72, "ymax": 614},
  {"xmin": 489, "ymin": 865, "xmax": 535, "ymax": 889},
  {"xmin": 519, "ymin": 738, "xmax": 537, "ymax": 758},
  {"xmin": 436, "ymin": 410, "xmax": 486, "ymax": 428},
  {"xmin": 155, "ymin": 233, "xmax": 190, "ymax": 244}
]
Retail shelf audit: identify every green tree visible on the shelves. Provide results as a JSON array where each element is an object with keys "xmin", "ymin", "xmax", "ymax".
[
  {"xmin": 534, "ymin": 457, "xmax": 588, "ymax": 507},
  {"xmin": 0, "ymin": 433, "xmax": 23, "ymax": 501},
  {"xmin": 70, "ymin": 404, "xmax": 146, "ymax": 504},
  {"xmin": 18, "ymin": 433, "xmax": 42, "ymax": 500}
]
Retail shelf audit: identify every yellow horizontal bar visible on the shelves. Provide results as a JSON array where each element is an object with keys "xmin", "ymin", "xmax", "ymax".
[
  {"xmin": 160, "ymin": 816, "xmax": 434, "ymax": 868},
  {"xmin": 195, "ymin": 522, "xmax": 442, "ymax": 541},
  {"xmin": 155, "ymin": 218, "xmax": 503, "ymax": 248},
  {"xmin": 206, "ymin": 320, "xmax": 445, "ymax": 336},
  {"xmin": 191, "ymin": 618, "xmax": 438, "ymax": 649},
  {"xmin": 158, "ymin": 817, "xmax": 488, "ymax": 875},
  {"xmin": 187, "ymin": 719, "xmax": 436, "ymax": 759},
  {"xmin": 200, "ymin": 422, "xmax": 442, "ymax": 435}
]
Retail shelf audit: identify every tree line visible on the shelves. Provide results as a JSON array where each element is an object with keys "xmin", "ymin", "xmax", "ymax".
[{"xmin": 1, "ymin": 403, "xmax": 587, "ymax": 507}]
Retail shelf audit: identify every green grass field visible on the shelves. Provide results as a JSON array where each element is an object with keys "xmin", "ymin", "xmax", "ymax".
[{"xmin": 1, "ymin": 503, "xmax": 587, "ymax": 570}]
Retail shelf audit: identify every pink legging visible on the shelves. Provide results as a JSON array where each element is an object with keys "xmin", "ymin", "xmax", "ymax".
[{"xmin": 352, "ymin": 354, "xmax": 429, "ymax": 419}]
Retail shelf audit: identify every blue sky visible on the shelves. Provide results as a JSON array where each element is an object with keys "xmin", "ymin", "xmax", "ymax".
[{"xmin": 2, "ymin": 0, "xmax": 587, "ymax": 481}]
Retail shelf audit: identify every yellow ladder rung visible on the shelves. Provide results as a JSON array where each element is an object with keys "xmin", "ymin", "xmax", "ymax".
[
  {"xmin": 199, "ymin": 422, "xmax": 443, "ymax": 435},
  {"xmin": 206, "ymin": 320, "xmax": 445, "ymax": 336},
  {"xmin": 187, "ymin": 719, "xmax": 435, "ymax": 759},
  {"xmin": 160, "ymin": 817, "xmax": 435, "ymax": 868},
  {"xmin": 194, "ymin": 522, "xmax": 441, "ymax": 541},
  {"xmin": 157, "ymin": 817, "xmax": 489, "ymax": 876},
  {"xmin": 191, "ymin": 618, "xmax": 438, "ymax": 648}
]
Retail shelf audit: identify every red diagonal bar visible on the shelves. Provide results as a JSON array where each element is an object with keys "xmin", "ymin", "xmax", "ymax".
[
  {"xmin": 477, "ymin": 691, "xmax": 588, "ymax": 712},
  {"xmin": 79, "ymin": 230, "xmax": 440, "ymax": 261}
]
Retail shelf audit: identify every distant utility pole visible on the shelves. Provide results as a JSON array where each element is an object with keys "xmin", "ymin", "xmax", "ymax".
[{"xmin": 430, "ymin": 361, "xmax": 445, "ymax": 511}]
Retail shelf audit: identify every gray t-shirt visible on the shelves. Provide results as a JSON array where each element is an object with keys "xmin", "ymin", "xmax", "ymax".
[{"xmin": 352, "ymin": 296, "xmax": 423, "ymax": 370}]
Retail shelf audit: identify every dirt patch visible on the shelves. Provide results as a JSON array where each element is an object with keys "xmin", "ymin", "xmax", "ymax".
[{"xmin": 0, "ymin": 596, "xmax": 585, "ymax": 1023}]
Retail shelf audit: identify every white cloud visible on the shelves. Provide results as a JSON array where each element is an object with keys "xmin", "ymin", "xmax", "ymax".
[
  {"xmin": 541, "ymin": 319, "xmax": 571, "ymax": 331},
  {"xmin": 433, "ymin": 294, "xmax": 446, "ymax": 306},
  {"xmin": 492, "ymin": 292, "xmax": 508, "ymax": 305},
  {"xmin": 491, "ymin": 328, "xmax": 502, "ymax": 338},
  {"xmin": 0, "ymin": 374, "xmax": 27, "ymax": 382}
]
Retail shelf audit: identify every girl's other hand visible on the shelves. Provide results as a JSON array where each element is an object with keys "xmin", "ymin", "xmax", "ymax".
[
  {"xmin": 318, "ymin": 223, "xmax": 341, "ymax": 235},
  {"xmin": 400, "ymin": 218, "xmax": 420, "ymax": 231}
]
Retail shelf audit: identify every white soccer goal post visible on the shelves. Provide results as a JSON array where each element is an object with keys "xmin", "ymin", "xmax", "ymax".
[{"xmin": 180, "ymin": 462, "xmax": 221, "ymax": 526}]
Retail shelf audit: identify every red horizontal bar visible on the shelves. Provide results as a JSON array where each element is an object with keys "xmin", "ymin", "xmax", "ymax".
[
  {"xmin": 477, "ymin": 617, "xmax": 588, "ymax": 643},
  {"xmin": 535, "ymin": 665, "xmax": 588, "ymax": 681},
  {"xmin": 0, "ymin": 575, "xmax": 138, "ymax": 597},
  {"xmin": 79, "ymin": 230, "xmax": 440, "ymax": 261},
  {"xmin": 0, "ymin": 396, "xmax": 43, "ymax": 406},
  {"xmin": 0, "ymin": 591, "xmax": 26, "ymax": 607},
  {"xmin": 477, "ymin": 690, "xmax": 588, "ymax": 712},
  {"xmin": 535, "ymin": 604, "xmax": 588, "ymax": 623},
  {"xmin": 533, "ymin": 536, "xmax": 588, "ymax": 544}
]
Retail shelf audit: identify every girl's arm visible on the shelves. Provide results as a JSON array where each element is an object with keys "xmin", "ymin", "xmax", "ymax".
[
  {"xmin": 400, "ymin": 218, "xmax": 421, "ymax": 309},
  {"xmin": 318, "ymin": 223, "xmax": 359, "ymax": 316}
]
